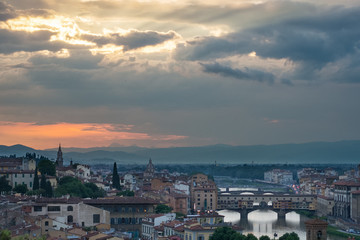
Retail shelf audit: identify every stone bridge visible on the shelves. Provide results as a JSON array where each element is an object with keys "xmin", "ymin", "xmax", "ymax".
[{"xmin": 217, "ymin": 193, "xmax": 316, "ymax": 219}]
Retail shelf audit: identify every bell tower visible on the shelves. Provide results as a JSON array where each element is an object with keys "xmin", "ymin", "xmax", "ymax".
[{"xmin": 56, "ymin": 144, "xmax": 64, "ymax": 167}]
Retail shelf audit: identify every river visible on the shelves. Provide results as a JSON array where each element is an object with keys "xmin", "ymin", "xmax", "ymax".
[{"xmin": 218, "ymin": 209, "xmax": 343, "ymax": 240}]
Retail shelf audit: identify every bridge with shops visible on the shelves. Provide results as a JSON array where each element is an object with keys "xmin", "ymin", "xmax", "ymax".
[{"xmin": 217, "ymin": 193, "xmax": 316, "ymax": 219}]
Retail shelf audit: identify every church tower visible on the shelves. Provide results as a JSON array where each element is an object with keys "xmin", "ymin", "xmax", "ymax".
[
  {"xmin": 144, "ymin": 158, "xmax": 155, "ymax": 181},
  {"xmin": 56, "ymin": 144, "xmax": 64, "ymax": 167}
]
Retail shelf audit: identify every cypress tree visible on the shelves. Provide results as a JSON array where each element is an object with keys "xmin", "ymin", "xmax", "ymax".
[
  {"xmin": 33, "ymin": 167, "xmax": 39, "ymax": 190},
  {"xmin": 112, "ymin": 162, "xmax": 120, "ymax": 190},
  {"xmin": 45, "ymin": 181, "xmax": 53, "ymax": 197},
  {"xmin": 40, "ymin": 174, "xmax": 47, "ymax": 190}
]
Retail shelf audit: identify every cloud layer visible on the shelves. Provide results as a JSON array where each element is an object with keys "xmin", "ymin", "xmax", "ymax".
[{"xmin": 0, "ymin": 0, "xmax": 360, "ymax": 148}]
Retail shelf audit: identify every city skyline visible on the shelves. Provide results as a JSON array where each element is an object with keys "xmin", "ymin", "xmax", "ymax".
[{"xmin": 1, "ymin": 0, "xmax": 360, "ymax": 149}]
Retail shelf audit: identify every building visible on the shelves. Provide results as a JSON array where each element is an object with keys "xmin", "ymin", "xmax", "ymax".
[
  {"xmin": 141, "ymin": 213, "xmax": 176, "ymax": 240},
  {"xmin": 316, "ymin": 195, "xmax": 334, "ymax": 217},
  {"xmin": 333, "ymin": 181, "xmax": 360, "ymax": 219},
  {"xmin": 264, "ymin": 169, "xmax": 293, "ymax": 185},
  {"xmin": 351, "ymin": 191, "xmax": 360, "ymax": 223},
  {"xmin": 76, "ymin": 164, "xmax": 91, "ymax": 180},
  {"xmin": 305, "ymin": 219, "xmax": 328, "ymax": 240},
  {"xmin": 84, "ymin": 196, "xmax": 158, "ymax": 239},
  {"xmin": 29, "ymin": 197, "xmax": 110, "ymax": 227},
  {"xmin": 56, "ymin": 144, "xmax": 64, "ymax": 167},
  {"xmin": 0, "ymin": 157, "xmax": 36, "ymax": 171},
  {"xmin": 183, "ymin": 220, "xmax": 241, "ymax": 240},
  {"xmin": 0, "ymin": 169, "xmax": 35, "ymax": 189},
  {"xmin": 190, "ymin": 174, "xmax": 217, "ymax": 212},
  {"xmin": 144, "ymin": 159, "xmax": 155, "ymax": 182}
]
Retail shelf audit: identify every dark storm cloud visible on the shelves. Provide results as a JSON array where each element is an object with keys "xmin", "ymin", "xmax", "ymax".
[
  {"xmin": 200, "ymin": 62, "xmax": 274, "ymax": 84},
  {"xmin": 175, "ymin": 6, "xmax": 360, "ymax": 82},
  {"xmin": 29, "ymin": 49, "xmax": 104, "ymax": 70},
  {"xmin": 0, "ymin": 29, "xmax": 62, "ymax": 54},
  {"xmin": 0, "ymin": 29, "xmax": 89, "ymax": 54},
  {"xmin": 82, "ymin": 30, "xmax": 177, "ymax": 51},
  {"xmin": 0, "ymin": 1, "xmax": 16, "ymax": 21}
]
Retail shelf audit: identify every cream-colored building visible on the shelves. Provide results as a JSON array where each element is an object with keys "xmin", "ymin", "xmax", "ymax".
[
  {"xmin": 190, "ymin": 174, "xmax": 218, "ymax": 211},
  {"xmin": 0, "ymin": 169, "xmax": 34, "ymax": 189},
  {"xmin": 30, "ymin": 197, "xmax": 110, "ymax": 227}
]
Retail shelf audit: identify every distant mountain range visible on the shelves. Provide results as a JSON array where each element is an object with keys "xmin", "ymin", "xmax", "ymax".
[{"xmin": 1, "ymin": 140, "xmax": 360, "ymax": 165}]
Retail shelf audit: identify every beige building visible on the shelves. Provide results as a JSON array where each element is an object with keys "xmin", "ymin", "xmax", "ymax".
[
  {"xmin": 351, "ymin": 191, "xmax": 360, "ymax": 223},
  {"xmin": 184, "ymin": 221, "xmax": 241, "ymax": 240},
  {"xmin": 0, "ymin": 169, "xmax": 34, "ymax": 189},
  {"xmin": 190, "ymin": 174, "xmax": 218, "ymax": 212},
  {"xmin": 29, "ymin": 197, "xmax": 110, "ymax": 227},
  {"xmin": 84, "ymin": 196, "xmax": 159, "ymax": 239},
  {"xmin": 316, "ymin": 195, "xmax": 334, "ymax": 217}
]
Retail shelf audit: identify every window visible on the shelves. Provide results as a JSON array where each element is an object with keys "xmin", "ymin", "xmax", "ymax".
[
  {"xmin": 15, "ymin": 174, "xmax": 17, "ymax": 178},
  {"xmin": 67, "ymin": 215, "xmax": 73, "ymax": 223},
  {"xmin": 30, "ymin": 182, "xmax": 32, "ymax": 188},
  {"xmin": 48, "ymin": 206, "xmax": 60, "ymax": 211},
  {"xmin": 67, "ymin": 206, "xmax": 73, "ymax": 211},
  {"xmin": 22, "ymin": 174, "xmax": 24, "ymax": 177},
  {"xmin": 45, "ymin": 221, "xmax": 49, "ymax": 226},
  {"xmin": 93, "ymin": 214, "xmax": 100, "ymax": 224},
  {"xmin": 111, "ymin": 218, "xmax": 115, "ymax": 224},
  {"xmin": 34, "ymin": 206, "xmax": 42, "ymax": 212},
  {"xmin": 30, "ymin": 174, "xmax": 32, "ymax": 177}
]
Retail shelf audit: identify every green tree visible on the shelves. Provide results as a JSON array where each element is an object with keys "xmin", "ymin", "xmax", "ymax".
[
  {"xmin": 40, "ymin": 174, "xmax": 47, "ymax": 190},
  {"xmin": 279, "ymin": 232, "xmax": 299, "ymax": 240},
  {"xmin": 13, "ymin": 183, "xmax": 28, "ymax": 194},
  {"xmin": 112, "ymin": 162, "xmax": 121, "ymax": 190},
  {"xmin": 259, "ymin": 236, "xmax": 271, "ymax": 240},
  {"xmin": 0, "ymin": 176, "xmax": 12, "ymax": 193},
  {"xmin": 116, "ymin": 190, "xmax": 135, "ymax": 197},
  {"xmin": 33, "ymin": 167, "xmax": 39, "ymax": 190},
  {"xmin": 55, "ymin": 176, "xmax": 105, "ymax": 198},
  {"xmin": 45, "ymin": 181, "xmax": 53, "ymax": 197},
  {"xmin": 155, "ymin": 204, "xmax": 173, "ymax": 213},
  {"xmin": 0, "ymin": 230, "xmax": 11, "ymax": 240},
  {"xmin": 38, "ymin": 159, "xmax": 56, "ymax": 176},
  {"xmin": 246, "ymin": 234, "xmax": 258, "ymax": 240},
  {"xmin": 209, "ymin": 226, "xmax": 245, "ymax": 240},
  {"xmin": 84, "ymin": 182, "xmax": 106, "ymax": 198}
]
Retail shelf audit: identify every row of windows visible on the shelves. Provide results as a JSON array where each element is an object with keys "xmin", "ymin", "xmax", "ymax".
[
  {"xmin": 104, "ymin": 207, "xmax": 148, "ymax": 213},
  {"xmin": 111, "ymin": 217, "xmax": 141, "ymax": 225},
  {"xmin": 14, "ymin": 173, "xmax": 32, "ymax": 178},
  {"xmin": 34, "ymin": 205, "xmax": 73, "ymax": 212},
  {"xmin": 110, "ymin": 217, "xmax": 142, "ymax": 225}
]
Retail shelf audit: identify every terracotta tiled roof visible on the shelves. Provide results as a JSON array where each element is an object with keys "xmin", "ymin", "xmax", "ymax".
[
  {"xmin": 334, "ymin": 181, "xmax": 360, "ymax": 186},
  {"xmin": 35, "ymin": 197, "xmax": 82, "ymax": 204},
  {"xmin": 83, "ymin": 196, "xmax": 159, "ymax": 205},
  {"xmin": 163, "ymin": 220, "xmax": 182, "ymax": 228}
]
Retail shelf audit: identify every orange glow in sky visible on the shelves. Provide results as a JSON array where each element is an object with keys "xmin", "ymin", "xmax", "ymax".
[{"xmin": 0, "ymin": 121, "xmax": 187, "ymax": 149}]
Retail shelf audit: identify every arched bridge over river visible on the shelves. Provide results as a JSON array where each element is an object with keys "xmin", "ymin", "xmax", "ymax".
[{"xmin": 217, "ymin": 193, "xmax": 316, "ymax": 219}]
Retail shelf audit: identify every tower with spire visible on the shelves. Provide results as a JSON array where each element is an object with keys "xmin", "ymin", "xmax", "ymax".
[
  {"xmin": 56, "ymin": 144, "xmax": 64, "ymax": 167},
  {"xmin": 144, "ymin": 158, "xmax": 155, "ymax": 181}
]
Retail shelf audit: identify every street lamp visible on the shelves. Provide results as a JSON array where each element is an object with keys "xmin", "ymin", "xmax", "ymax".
[{"xmin": 274, "ymin": 233, "xmax": 278, "ymax": 240}]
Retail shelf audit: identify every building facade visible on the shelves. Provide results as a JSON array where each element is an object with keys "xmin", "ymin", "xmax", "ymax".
[{"xmin": 190, "ymin": 174, "xmax": 218, "ymax": 212}]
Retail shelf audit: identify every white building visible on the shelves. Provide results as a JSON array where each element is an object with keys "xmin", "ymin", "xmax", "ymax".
[
  {"xmin": 141, "ymin": 213, "xmax": 176, "ymax": 240},
  {"xmin": 264, "ymin": 169, "xmax": 293, "ymax": 185},
  {"xmin": 76, "ymin": 164, "xmax": 91, "ymax": 180}
]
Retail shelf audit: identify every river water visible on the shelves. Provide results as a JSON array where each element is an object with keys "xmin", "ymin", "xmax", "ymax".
[{"xmin": 218, "ymin": 209, "xmax": 343, "ymax": 240}]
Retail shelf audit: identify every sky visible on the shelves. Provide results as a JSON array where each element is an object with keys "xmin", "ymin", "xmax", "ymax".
[{"xmin": 0, "ymin": 0, "xmax": 360, "ymax": 149}]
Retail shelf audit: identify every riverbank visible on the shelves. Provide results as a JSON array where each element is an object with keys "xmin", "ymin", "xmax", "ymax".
[{"xmin": 296, "ymin": 210, "xmax": 360, "ymax": 240}]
